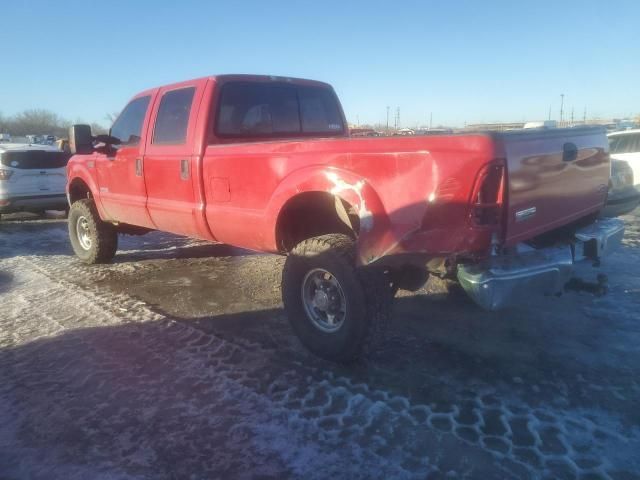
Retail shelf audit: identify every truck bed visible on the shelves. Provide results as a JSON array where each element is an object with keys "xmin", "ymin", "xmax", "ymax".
[{"xmin": 201, "ymin": 127, "xmax": 610, "ymax": 263}]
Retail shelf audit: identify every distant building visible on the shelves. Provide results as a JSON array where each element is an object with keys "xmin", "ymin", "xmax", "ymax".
[{"xmin": 464, "ymin": 122, "xmax": 525, "ymax": 131}]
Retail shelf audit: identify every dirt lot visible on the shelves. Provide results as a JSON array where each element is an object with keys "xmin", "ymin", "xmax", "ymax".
[{"xmin": 1, "ymin": 211, "xmax": 639, "ymax": 479}]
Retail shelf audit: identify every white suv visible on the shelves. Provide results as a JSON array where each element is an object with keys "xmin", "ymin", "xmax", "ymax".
[
  {"xmin": 0, "ymin": 143, "xmax": 70, "ymax": 220},
  {"xmin": 608, "ymin": 129, "xmax": 640, "ymax": 189}
]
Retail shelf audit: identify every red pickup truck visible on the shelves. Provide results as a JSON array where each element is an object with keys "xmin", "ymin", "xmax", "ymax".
[{"xmin": 66, "ymin": 74, "xmax": 624, "ymax": 362}]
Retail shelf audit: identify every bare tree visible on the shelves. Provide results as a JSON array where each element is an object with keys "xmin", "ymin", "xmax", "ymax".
[
  {"xmin": 91, "ymin": 122, "xmax": 108, "ymax": 135},
  {"xmin": 104, "ymin": 111, "xmax": 120, "ymax": 125},
  {"xmin": 0, "ymin": 109, "xmax": 107, "ymax": 139},
  {"xmin": 8, "ymin": 109, "xmax": 68, "ymax": 137}
]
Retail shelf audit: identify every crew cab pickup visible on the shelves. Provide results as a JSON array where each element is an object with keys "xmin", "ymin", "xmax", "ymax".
[{"xmin": 66, "ymin": 74, "xmax": 624, "ymax": 362}]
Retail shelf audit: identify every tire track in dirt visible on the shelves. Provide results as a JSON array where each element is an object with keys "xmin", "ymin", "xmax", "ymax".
[{"xmin": 6, "ymin": 252, "xmax": 639, "ymax": 478}]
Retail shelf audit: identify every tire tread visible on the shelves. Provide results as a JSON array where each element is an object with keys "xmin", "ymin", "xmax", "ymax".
[
  {"xmin": 285, "ymin": 233, "xmax": 392, "ymax": 362},
  {"xmin": 69, "ymin": 199, "xmax": 117, "ymax": 264}
]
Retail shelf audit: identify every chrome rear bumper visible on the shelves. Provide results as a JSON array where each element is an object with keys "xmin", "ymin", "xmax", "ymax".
[{"xmin": 457, "ymin": 218, "xmax": 625, "ymax": 311}]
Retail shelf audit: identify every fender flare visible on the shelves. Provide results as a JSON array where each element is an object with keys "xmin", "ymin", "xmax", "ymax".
[
  {"xmin": 265, "ymin": 166, "xmax": 392, "ymax": 264},
  {"xmin": 67, "ymin": 160, "xmax": 109, "ymax": 220}
]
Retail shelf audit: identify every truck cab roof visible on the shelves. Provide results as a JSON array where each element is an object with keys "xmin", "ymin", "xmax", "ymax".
[{"xmin": 139, "ymin": 74, "xmax": 334, "ymax": 95}]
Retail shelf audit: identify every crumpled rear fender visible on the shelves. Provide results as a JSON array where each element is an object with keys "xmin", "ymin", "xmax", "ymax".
[{"xmin": 265, "ymin": 166, "xmax": 393, "ymax": 264}]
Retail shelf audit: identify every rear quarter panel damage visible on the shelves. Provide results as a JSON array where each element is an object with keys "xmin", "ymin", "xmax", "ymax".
[{"xmin": 258, "ymin": 135, "xmax": 497, "ymax": 264}]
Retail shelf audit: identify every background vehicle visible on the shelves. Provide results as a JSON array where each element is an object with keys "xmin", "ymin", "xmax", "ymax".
[
  {"xmin": 609, "ymin": 129, "xmax": 640, "ymax": 189},
  {"xmin": 66, "ymin": 74, "xmax": 623, "ymax": 362},
  {"xmin": 0, "ymin": 143, "xmax": 70, "ymax": 219},
  {"xmin": 602, "ymin": 159, "xmax": 640, "ymax": 217},
  {"xmin": 523, "ymin": 120, "xmax": 557, "ymax": 129}
]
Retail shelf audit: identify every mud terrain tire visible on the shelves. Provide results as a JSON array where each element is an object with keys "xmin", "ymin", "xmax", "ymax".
[
  {"xmin": 282, "ymin": 234, "xmax": 392, "ymax": 363},
  {"xmin": 68, "ymin": 199, "xmax": 118, "ymax": 264}
]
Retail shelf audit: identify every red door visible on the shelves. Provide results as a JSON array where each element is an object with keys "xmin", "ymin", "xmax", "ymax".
[
  {"xmin": 143, "ymin": 80, "xmax": 207, "ymax": 238},
  {"xmin": 95, "ymin": 92, "xmax": 156, "ymax": 228}
]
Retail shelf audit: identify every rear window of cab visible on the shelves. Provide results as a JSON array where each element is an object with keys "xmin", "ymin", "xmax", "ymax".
[{"xmin": 214, "ymin": 82, "xmax": 345, "ymax": 141}]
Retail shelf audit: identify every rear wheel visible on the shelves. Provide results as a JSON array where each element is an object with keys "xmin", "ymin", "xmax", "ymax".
[
  {"xmin": 68, "ymin": 199, "xmax": 117, "ymax": 264},
  {"xmin": 282, "ymin": 234, "xmax": 392, "ymax": 363}
]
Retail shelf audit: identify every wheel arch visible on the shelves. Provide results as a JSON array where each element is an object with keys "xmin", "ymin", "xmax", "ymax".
[
  {"xmin": 68, "ymin": 177, "xmax": 93, "ymax": 204},
  {"xmin": 275, "ymin": 191, "xmax": 360, "ymax": 252},
  {"xmin": 66, "ymin": 160, "xmax": 109, "ymax": 220},
  {"xmin": 268, "ymin": 167, "xmax": 391, "ymax": 264}
]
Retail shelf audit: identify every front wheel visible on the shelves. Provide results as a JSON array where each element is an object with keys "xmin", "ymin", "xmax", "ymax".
[
  {"xmin": 282, "ymin": 234, "xmax": 392, "ymax": 363},
  {"xmin": 68, "ymin": 199, "xmax": 118, "ymax": 264}
]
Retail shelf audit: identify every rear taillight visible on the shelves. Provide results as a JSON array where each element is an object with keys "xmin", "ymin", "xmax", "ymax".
[
  {"xmin": 0, "ymin": 169, "xmax": 13, "ymax": 181},
  {"xmin": 470, "ymin": 163, "xmax": 504, "ymax": 226}
]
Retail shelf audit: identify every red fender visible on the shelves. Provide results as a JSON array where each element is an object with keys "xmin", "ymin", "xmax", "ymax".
[
  {"xmin": 265, "ymin": 166, "xmax": 396, "ymax": 265},
  {"xmin": 66, "ymin": 155, "xmax": 109, "ymax": 220}
]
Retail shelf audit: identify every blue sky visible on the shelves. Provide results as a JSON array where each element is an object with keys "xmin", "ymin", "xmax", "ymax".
[{"xmin": 1, "ymin": 0, "xmax": 638, "ymax": 127}]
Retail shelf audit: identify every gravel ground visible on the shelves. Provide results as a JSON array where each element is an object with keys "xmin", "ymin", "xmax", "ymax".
[{"xmin": 1, "ymin": 211, "xmax": 639, "ymax": 479}]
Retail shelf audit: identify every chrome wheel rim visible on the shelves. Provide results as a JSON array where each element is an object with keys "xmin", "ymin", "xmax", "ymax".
[
  {"xmin": 76, "ymin": 215, "xmax": 92, "ymax": 250},
  {"xmin": 301, "ymin": 268, "xmax": 347, "ymax": 333}
]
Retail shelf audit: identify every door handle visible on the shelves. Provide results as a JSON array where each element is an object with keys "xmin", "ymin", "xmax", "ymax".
[
  {"xmin": 135, "ymin": 158, "xmax": 143, "ymax": 177},
  {"xmin": 180, "ymin": 159, "xmax": 190, "ymax": 180}
]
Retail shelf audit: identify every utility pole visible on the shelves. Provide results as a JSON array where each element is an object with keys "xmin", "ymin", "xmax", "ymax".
[
  {"xmin": 356, "ymin": 115, "xmax": 359, "ymax": 127},
  {"xmin": 386, "ymin": 106, "xmax": 390, "ymax": 132},
  {"xmin": 429, "ymin": 112, "xmax": 433, "ymax": 130},
  {"xmin": 560, "ymin": 94, "xmax": 565, "ymax": 123},
  {"xmin": 583, "ymin": 106, "xmax": 587, "ymax": 123},
  {"xmin": 548, "ymin": 104, "xmax": 552, "ymax": 121},
  {"xmin": 571, "ymin": 107, "xmax": 574, "ymax": 125},
  {"xmin": 396, "ymin": 107, "xmax": 400, "ymax": 130}
]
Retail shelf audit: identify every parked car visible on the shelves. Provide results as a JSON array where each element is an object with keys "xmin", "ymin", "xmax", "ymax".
[
  {"xmin": 608, "ymin": 129, "xmax": 640, "ymax": 188},
  {"xmin": 602, "ymin": 159, "xmax": 640, "ymax": 217},
  {"xmin": 523, "ymin": 120, "xmax": 557, "ymax": 129},
  {"xmin": 66, "ymin": 74, "xmax": 623, "ymax": 362},
  {"xmin": 0, "ymin": 143, "xmax": 70, "ymax": 219}
]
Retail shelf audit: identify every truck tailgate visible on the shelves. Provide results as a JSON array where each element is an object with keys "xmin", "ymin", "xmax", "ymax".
[{"xmin": 497, "ymin": 127, "xmax": 610, "ymax": 245}]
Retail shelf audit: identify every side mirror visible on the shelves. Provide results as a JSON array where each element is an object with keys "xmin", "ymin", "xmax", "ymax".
[{"xmin": 68, "ymin": 124, "xmax": 94, "ymax": 155}]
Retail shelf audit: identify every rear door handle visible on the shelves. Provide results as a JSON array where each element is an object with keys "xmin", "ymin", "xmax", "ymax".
[
  {"xmin": 135, "ymin": 158, "xmax": 143, "ymax": 177},
  {"xmin": 180, "ymin": 159, "xmax": 190, "ymax": 180},
  {"xmin": 562, "ymin": 142, "xmax": 578, "ymax": 162}
]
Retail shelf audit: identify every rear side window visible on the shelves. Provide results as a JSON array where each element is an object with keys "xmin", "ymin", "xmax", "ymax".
[
  {"xmin": 110, "ymin": 96, "xmax": 150, "ymax": 146},
  {"xmin": 153, "ymin": 87, "xmax": 196, "ymax": 145},
  {"xmin": 215, "ymin": 82, "xmax": 344, "ymax": 140}
]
